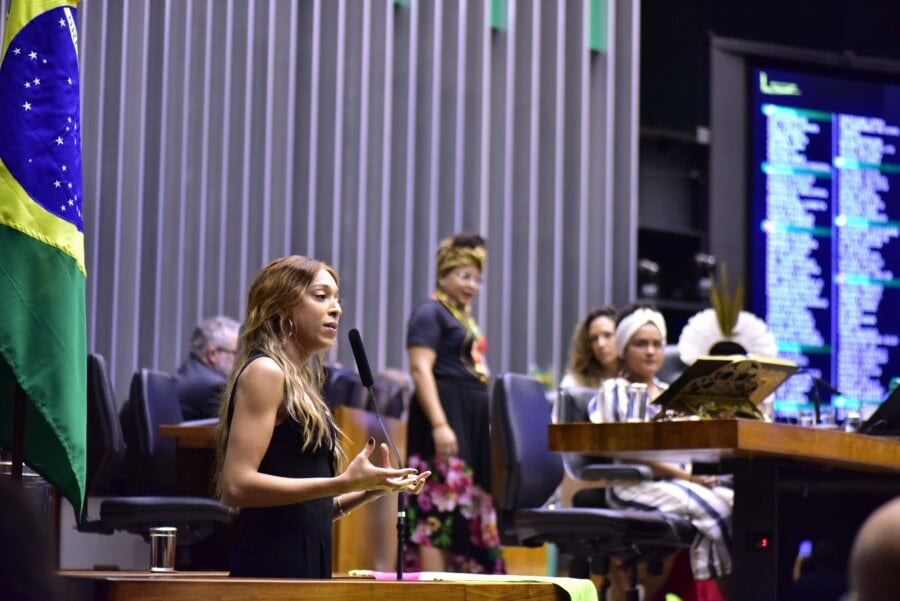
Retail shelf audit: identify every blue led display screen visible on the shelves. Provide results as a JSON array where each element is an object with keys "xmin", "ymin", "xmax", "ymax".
[{"xmin": 749, "ymin": 66, "xmax": 900, "ymax": 413}]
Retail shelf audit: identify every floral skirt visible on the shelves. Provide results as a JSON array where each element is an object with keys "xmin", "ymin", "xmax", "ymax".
[{"xmin": 403, "ymin": 453, "xmax": 505, "ymax": 574}]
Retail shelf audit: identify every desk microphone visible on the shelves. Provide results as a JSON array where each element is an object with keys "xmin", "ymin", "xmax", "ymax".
[
  {"xmin": 347, "ymin": 328, "xmax": 407, "ymax": 581},
  {"xmin": 796, "ymin": 368, "xmax": 845, "ymax": 425}
]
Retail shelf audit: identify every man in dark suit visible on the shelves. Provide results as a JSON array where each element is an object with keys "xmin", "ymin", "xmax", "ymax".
[{"xmin": 175, "ymin": 315, "xmax": 240, "ymax": 420}]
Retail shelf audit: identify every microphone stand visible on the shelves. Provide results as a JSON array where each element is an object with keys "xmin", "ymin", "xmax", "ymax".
[
  {"xmin": 348, "ymin": 329, "xmax": 408, "ymax": 580},
  {"xmin": 363, "ymin": 384, "xmax": 406, "ymax": 581},
  {"xmin": 396, "ymin": 478, "xmax": 407, "ymax": 582},
  {"xmin": 810, "ymin": 378, "xmax": 822, "ymax": 425},
  {"xmin": 798, "ymin": 369, "xmax": 845, "ymax": 425}
]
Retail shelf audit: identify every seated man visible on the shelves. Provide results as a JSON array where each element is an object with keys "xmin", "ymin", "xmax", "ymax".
[{"xmin": 175, "ymin": 315, "xmax": 240, "ymax": 420}]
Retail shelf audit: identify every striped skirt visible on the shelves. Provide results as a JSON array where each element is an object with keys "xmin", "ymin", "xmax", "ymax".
[{"xmin": 607, "ymin": 479, "xmax": 733, "ymax": 580}]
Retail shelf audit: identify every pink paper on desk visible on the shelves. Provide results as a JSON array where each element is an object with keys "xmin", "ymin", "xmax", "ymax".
[{"xmin": 348, "ymin": 570, "xmax": 421, "ymax": 580}]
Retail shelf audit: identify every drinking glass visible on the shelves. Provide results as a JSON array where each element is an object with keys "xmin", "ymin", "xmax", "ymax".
[{"xmin": 626, "ymin": 382, "xmax": 649, "ymax": 422}]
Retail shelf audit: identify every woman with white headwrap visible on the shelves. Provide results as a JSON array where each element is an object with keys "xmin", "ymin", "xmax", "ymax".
[{"xmin": 587, "ymin": 304, "xmax": 734, "ymax": 595}]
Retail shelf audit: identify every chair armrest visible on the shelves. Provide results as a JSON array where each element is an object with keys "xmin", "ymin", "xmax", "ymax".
[{"xmin": 577, "ymin": 462, "xmax": 653, "ymax": 482}]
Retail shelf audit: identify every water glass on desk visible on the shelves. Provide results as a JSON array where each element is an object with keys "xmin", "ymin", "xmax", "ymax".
[
  {"xmin": 815, "ymin": 405, "xmax": 837, "ymax": 427},
  {"xmin": 149, "ymin": 527, "xmax": 177, "ymax": 572},
  {"xmin": 797, "ymin": 408, "xmax": 815, "ymax": 427},
  {"xmin": 843, "ymin": 410, "xmax": 862, "ymax": 432},
  {"xmin": 626, "ymin": 382, "xmax": 649, "ymax": 422}
]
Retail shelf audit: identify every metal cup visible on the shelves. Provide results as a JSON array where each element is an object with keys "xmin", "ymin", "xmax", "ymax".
[
  {"xmin": 797, "ymin": 409, "xmax": 815, "ymax": 428},
  {"xmin": 149, "ymin": 526, "xmax": 177, "ymax": 572},
  {"xmin": 626, "ymin": 382, "xmax": 649, "ymax": 422},
  {"xmin": 844, "ymin": 410, "xmax": 862, "ymax": 433}
]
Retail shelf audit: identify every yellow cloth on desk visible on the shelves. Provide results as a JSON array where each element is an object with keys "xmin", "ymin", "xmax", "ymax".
[{"xmin": 348, "ymin": 570, "xmax": 598, "ymax": 601}]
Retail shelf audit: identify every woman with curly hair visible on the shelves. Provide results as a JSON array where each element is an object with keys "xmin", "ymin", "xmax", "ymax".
[{"xmin": 561, "ymin": 307, "xmax": 619, "ymax": 389}]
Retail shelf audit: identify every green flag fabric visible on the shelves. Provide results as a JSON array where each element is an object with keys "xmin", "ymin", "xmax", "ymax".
[{"xmin": 0, "ymin": 0, "xmax": 86, "ymax": 515}]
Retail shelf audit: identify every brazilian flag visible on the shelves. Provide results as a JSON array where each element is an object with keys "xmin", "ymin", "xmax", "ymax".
[{"xmin": 0, "ymin": 0, "xmax": 86, "ymax": 515}]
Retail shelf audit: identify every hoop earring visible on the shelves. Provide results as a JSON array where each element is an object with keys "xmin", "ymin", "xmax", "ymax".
[{"xmin": 287, "ymin": 319, "xmax": 295, "ymax": 339}]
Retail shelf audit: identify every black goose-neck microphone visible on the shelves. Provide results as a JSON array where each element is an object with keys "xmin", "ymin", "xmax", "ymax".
[
  {"xmin": 796, "ymin": 368, "xmax": 845, "ymax": 425},
  {"xmin": 348, "ymin": 329, "xmax": 403, "ymax": 466},
  {"xmin": 347, "ymin": 328, "xmax": 407, "ymax": 580}
]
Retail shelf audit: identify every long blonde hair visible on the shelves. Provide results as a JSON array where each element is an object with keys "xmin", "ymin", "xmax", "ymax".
[{"xmin": 215, "ymin": 256, "xmax": 342, "ymax": 501}]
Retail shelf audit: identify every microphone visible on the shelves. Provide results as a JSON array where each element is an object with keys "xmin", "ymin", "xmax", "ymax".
[
  {"xmin": 347, "ymin": 328, "xmax": 407, "ymax": 581},
  {"xmin": 796, "ymin": 368, "xmax": 845, "ymax": 425},
  {"xmin": 347, "ymin": 329, "xmax": 402, "ymax": 466}
]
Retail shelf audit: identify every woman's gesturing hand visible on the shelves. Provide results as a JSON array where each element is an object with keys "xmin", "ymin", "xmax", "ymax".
[
  {"xmin": 372, "ymin": 440, "xmax": 431, "ymax": 495},
  {"xmin": 343, "ymin": 438, "xmax": 429, "ymax": 493}
]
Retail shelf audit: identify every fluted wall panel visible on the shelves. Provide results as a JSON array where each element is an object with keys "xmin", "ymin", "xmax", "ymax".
[{"xmin": 1, "ymin": 0, "xmax": 641, "ymax": 402}]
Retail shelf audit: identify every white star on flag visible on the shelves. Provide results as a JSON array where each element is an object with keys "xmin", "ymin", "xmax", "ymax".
[
  {"xmin": 56, "ymin": 137, "xmax": 64, "ymax": 145},
  {"xmin": 23, "ymin": 101, "xmax": 31, "ymax": 111},
  {"xmin": 28, "ymin": 51, "xmax": 37, "ymax": 59}
]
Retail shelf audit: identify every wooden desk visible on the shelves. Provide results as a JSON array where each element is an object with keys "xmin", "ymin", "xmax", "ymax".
[
  {"xmin": 549, "ymin": 419, "xmax": 900, "ymax": 601},
  {"xmin": 61, "ymin": 570, "xmax": 572, "ymax": 601},
  {"xmin": 159, "ymin": 406, "xmax": 407, "ymax": 575}
]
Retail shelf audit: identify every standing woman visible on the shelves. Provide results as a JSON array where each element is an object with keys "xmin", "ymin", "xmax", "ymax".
[
  {"xmin": 215, "ymin": 256, "xmax": 429, "ymax": 579},
  {"xmin": 405, "ymin": 234, "xmax": 505, "ymax": 574},
  {"xmin": 561, "ymin": 307, "xmax": 620, "ymax": 389},
  {"xmin": 588, "ymin": 304, "xmax": 733, "ymax": 597}
]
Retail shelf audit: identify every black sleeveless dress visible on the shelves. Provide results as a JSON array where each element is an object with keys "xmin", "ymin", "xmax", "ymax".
[{"xmin": 227, "ymin": 356, "xmax": 337, "ymax": 579}]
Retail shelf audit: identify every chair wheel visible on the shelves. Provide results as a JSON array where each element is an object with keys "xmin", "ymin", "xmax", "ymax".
[
  {"xmin": 590, "ymin": 555, "xmax": 610, "ymax": 575},
  {"xmin": 568, "ymin": 556, "xmax": 589, "ymax": 578}
]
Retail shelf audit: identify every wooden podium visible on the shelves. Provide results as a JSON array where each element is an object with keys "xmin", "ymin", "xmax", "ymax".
[
  {"xmin": 60, "ymin": 571, "xmax": 572, "ymax": 601},
  {"xmin": 159, "ymin": 406, "xmax": 407, "ymax": 574}
]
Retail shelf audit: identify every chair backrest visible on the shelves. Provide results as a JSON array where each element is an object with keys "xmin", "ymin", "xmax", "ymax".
[
  {"xmin": 323, "ymin": 366, "xmax": 366, "ymax": 410},
  {"xmin": 85, "ymin": 353, "xmax": 126, "ymax": 498},
  {"xmin": 368, "ymin": 377, "xmax": 408, "ymax": 418},
  {"xmin": 556, "ymin": 385, "xmax": 597, "ymax": 423},
  {"xmin": 129, "ymin": 368, "xmax": 182, "ymax": 494},
  {"xmin": 658, "ymin": 344, "xmax": 686, "ymax": 384},
  {"xmin": 490, "ymin": 373, "xmax": 563, "ymax": 519}
]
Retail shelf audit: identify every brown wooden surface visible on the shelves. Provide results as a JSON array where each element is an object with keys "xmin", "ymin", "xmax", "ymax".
[
  {"xmin": 60, "ymin": 571, "xmax": 570, "ymax": 601},
  {"xmin": 158, "ymin": 422, "xmax": 215, "ymax": 449},
  {"xmin": 332, "ymin": 406, "xmax": 407, "ymax": 574},
  {"xmin": 548, "ymin": 418, "xmax": 900, "ymax": 473},
  {"xmin": 158, "ymin": 406, "xmax": 407, "ymax": 574},
  {"xmin": 549, "ymin": 418, "xmax": 900, "ymax": 600}
]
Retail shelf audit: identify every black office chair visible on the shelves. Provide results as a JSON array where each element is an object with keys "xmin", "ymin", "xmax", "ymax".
[
  {"xmin": 658, "ymin": 345, "xmax": 687, "ymax": 384},
  {"xmin": 79, "ymin": 354, "xmax": 232, "ymax": 555},
  {"xmin": 367, "ymin": 375, "xmax": 408, "ymax": 419},
  {"xmin": 555, "ymin": 386, "xmax": 652, "ymax": 507},
  {"xmin": 128, "ymin": 368, "xmax": 183, "ymax": 495},
  {"xmin": 491, "ymin": 373, "xmax": 694, "ymax": 598},
  {"xmin": 322, "ymin": 365, "xmax": 367, "ymax": 411}
]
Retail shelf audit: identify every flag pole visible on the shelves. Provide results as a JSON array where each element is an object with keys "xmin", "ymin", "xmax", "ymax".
[{"xmin": 12, "ymin": 382, "xmax": 26, "ymax": 484}]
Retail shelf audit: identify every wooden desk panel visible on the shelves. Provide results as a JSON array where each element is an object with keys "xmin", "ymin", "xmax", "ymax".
[
  {"xmin": 60, "ymin": 571, "xmax": 570, "ymax": 601},
  {"xmin": 549, "ymin": 418, "xmax": 900, "ymax": 473},
  {"xmin": 548, "ymin": 419, "xmax": 900, "ymax": 601}
]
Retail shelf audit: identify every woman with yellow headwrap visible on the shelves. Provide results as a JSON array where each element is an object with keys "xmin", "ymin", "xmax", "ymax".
[{"xmin": 403, "ymin": 233, "xmax": 504, "ymax": 574}]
